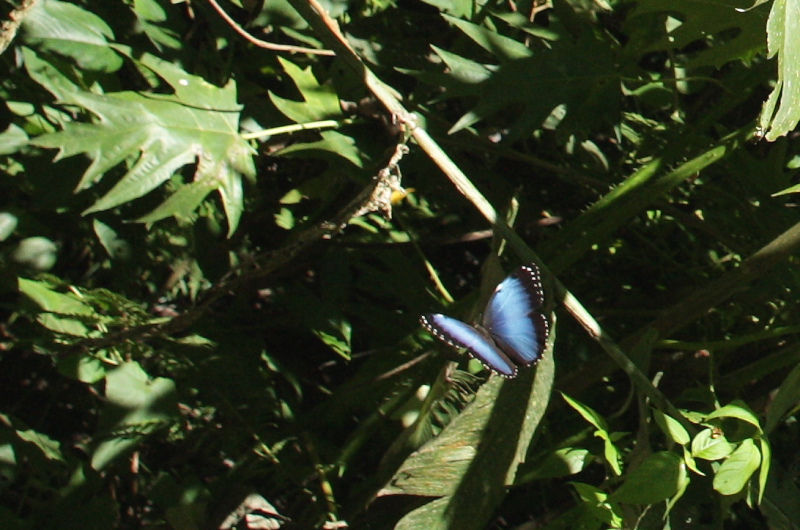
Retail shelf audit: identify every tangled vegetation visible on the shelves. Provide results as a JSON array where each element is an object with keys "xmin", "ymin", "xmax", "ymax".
[{"xmin": 1, "ymin": 0, "xmax": 800, "ymax": 528}]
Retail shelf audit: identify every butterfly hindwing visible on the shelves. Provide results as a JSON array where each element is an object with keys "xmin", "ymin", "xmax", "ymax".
[
  {"xmin": 420, "ymin": 313, "xmax": 517, "ymax": 377},
  {"xmin": 482, "ymin": 264, "xmax": 548, "ymax": 365}
]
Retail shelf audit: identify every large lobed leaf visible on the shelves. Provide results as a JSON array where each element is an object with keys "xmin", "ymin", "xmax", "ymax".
[{"xmin": 27, "ymin": 47, "xmax": 256, "ymax": 236}]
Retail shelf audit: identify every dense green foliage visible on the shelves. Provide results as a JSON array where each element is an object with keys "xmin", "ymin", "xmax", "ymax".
[{"xmin": 2, "ymin": 0, "xmax": 800, "ymax": 528}]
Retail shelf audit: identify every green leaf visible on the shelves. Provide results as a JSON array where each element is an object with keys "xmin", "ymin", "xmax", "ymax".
[
  {"xmin": 395, "ymin": 497, "xmax": 450, "ymax": 530},
  {"xmin": 58, "ymin": 353, "xmax": 107, "ymax": 384},
  {"xmin": 11, "ymin": 237, "xmax": 57, "ymax": 271},
  {"xmin": 444, "ymin": 15, "xmax": 533, "ymax": 61},
  {"xmin": 27, "ymin": 48, "xmax": 255, "ymax": 236},
  {"xmin": 705, "ymin": 402, "xmax": 762, "ymax": 432},
  {"xmin": 713, "ymin": 439, "xmax": 761, "ymax": 495},
  {"xmin": 562, "ymin": 392, "xmax": 623, "ymax": 475},
  {"xmin": 601, "ymin": 431, "xmax": 624, "ymax": 477},
  {"xmin": 135, "ymin": 178, "xmax": 218, "ymax": 225},
  {"xmin": 0, "ymin": 212, "xmax": 18, "ymax": 241},
  {"xmin": 37, "ymin": 313, "xmax": 89, "ymax": 336},
  {"xmin": 313, "ymin": 319, "xmax": 352, "ymax": 360},
  {"xmin": 383, "ymin": 348, "xmax": 555, "ymax": 529},
  {"xmin": 91, "ymin": 362, "xmax": 179, "ymax": 470},
  {"xmin": 572, "ymin": 482, "xmax": 623, "ymax": 527},
  {"xmin": 519, "ymin": 447, "xmax": 592, "ymax": 481},
  {"xmin": 683, "ymin": 447, "xmax": 704, "ymax": 476},
  {"xmin": 269, "ymin": 58, "xmax": 365, "ymax": 167},
  {"xmin": 654, "ymin": 409, "xmax": 691, "ymax": 446},
  {"xmin": 692, "ymin": 428, "xmax": 735, "ymax": 460},
  {"xmin": 447, "ymin": 19, "xmax": 618, "ymax": 139},
  {"xmin": 757, "ymin": 437, "xmax": 771, "ymax": 504},
  {"xmin": 758, "ymin": 0, "xmax": 800, "ymax": 140},
  {"xmin": 0, "ymin": 438, "xmax": 16, "ymax": 486},
  {"xmin": 431, "ymin": 46, "xmax": 494, "ymax": 87},
  {"xmin": 277, "ymin": 130, "xmax": 365, "ymax": 168},
  {"xmin": 665, "ymin": 460, "xmax": 691, "ymax": 517},
  {"xmin": 132, "ymin": 0, "xmax": 184, "ymax": 51},
  {"xmin": 93, "ymin": 220, "xmax": 131, "ymax": 260},
  {"xmin": 16, "ymin": 429, "xmax": 65, "ymax": 462},
  {"xmin": 610, "ymin": 452, "xmax": 687, "ymax": 505},
  {"xmin": 282, "ymin": 284, "xmax": 352, "ymax": 359},
  {"xmin": 765, "ymin": 360, "xmax": 800, "ymax": 433},
  {"xmin": 21, "ymin": 0, "xmax": 123, "ymax": 72},
  {"xmin": 270, "ymin": 57, "xmax": 342, "ymax": 122},
  {"xmin": 19, "ymin": 278, "xmax": 94, "ymax": 316},
  {"xmin": 0, "ymin": 124, "xmax": 29, "ymax": 156},
  {"xmin": 625, "ymin": 0, "xmax": 768, "ymax": 68},
  {"xmin": 561, "ymin": 392, "xmax": 609, "ymax": 432},
  {"xmin": 492, "ymin": 11, "xmax": 561, "ymax": 41},
  {"xmin": 418, "ymin": 0, "xmax": 475, "ymax": 18}
]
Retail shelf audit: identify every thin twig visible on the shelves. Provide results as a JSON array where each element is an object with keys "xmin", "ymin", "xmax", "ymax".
[{"xmin": 205, "ymin": 0, "xmax": 334, "ymax": 56}]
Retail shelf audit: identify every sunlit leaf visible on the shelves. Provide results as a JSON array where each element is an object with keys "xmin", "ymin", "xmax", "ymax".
[
  {"xmin": 0, "ymin": 124, "xmax": 29, "ymax": 156},
  {"xmin": 757, "ymin": 437, "xmax": 771, "ymax": 504},
  {"xmin": 713, "ymin": 439, "xmax": 761, "ymax": 495},
  {"xmin": 520, "ymin": 447, "xmax": 592, "ymax": 481},
  {"xmin": 654, "ymin": 409, "xmax": 691, "ymax": 446},
  {"xmin": 93, "ymin": 220, "xmax": 131, "ymax": 260},
  {"xmin": 91, "ymin": 362, "xmax": 179, "ymax": 471},
  {"xmin": 561, "ymin": 393, "xmax": 623, "ymax": 475},
  {"xmin": 270, "ymin": 57, "xmax": 342, "ymax": 122},
  {"xmin": 0, "ymin": 212, "xmax": 18, "ymax": 241},
  {"xmin": 16, "ymin": 429, "xmax": 64, "ymax": 462},
  {"xmin": 27, "ymin": 48, "xmax": 255, "ymax": 236},
  {"xmin": 625, "ymin": 0, "xmax": 768, "ymax": 68},
  {"xmin": 21, "ymin": 0, "xmax": 123, "ymax": 72},
  {"xmin": 705, "ymin": 402, "xmax": 762, "ymax": 432},
  {"xmin": 611, "ymin": 452, "xmax": 687, "ymax": 505},
  {"xmin": 692, "ymin": 428, "xmax": 735, "ymax": 460},
  {"xmin": 132, "ymin": 0, "xmax": 184, "ymax": 51},
  {"xmin": 572, "ymin": 482, "xmax": 624, "ymax": 527},
  {"xmin": 561, "ymin": 392, "xmax": 609, "ymax": 431},
  {"xmin": 269, "ymin": 57, "xmax": 365, "ymax": 167},
  {"xmin": 37, "ymin": 313, "xmax": 89, "ymax": 336},
  {"xmin": 11, "ymin": 237, "xmax": 57, "ymax": 271},
  {"xmin": 445, "ymin": 15, "xmax": 532, "ymax": 61},
  {"xmin": 58, "ymin": 354, "xmax": 107, "ymax": 384},
  {"xmin": 19, "ymin": 278, "xmax": 94, "ymax": 316},
  {"xmin": 447, "ymin": 16, "xmax": 619, "ymax": 139},
  {"xmin": 758, "ymin": 0, "xmax": 800, "ymax": 140}
]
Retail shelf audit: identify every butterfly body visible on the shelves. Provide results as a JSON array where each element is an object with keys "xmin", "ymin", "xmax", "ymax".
[{"xmin": 420, "ymin": 264, "xmax": 549, "ymax": 378}]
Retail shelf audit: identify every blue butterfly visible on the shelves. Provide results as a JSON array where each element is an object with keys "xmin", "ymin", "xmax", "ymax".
[{"xmin": 420, "ymin": 263, "xmax": 549, "ymax": 378}]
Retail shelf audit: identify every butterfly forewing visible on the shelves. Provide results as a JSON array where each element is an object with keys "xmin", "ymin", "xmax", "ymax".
[{"xmin": 420, "ymin": 314, "xmax": 517, "ymax": 377}]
